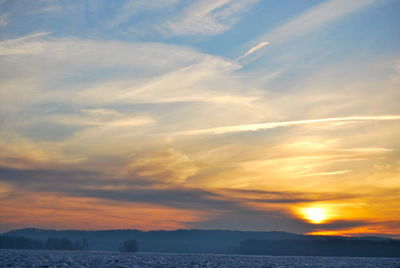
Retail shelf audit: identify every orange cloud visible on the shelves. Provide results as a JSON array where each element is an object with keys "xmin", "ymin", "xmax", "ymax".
[{"xmin": 0, "ymin": 192, "xmax": 208, "ymax": 231}]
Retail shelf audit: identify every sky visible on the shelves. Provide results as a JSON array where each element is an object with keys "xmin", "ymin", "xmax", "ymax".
[{"xmin": 0, "ymin": 0, "xmax": 399, "ymax": 238}]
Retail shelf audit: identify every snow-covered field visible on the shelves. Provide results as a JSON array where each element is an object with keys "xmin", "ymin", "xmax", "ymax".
[{"xmin": 0, "ymin": 249, "xmax": 399, "ymax": 268}]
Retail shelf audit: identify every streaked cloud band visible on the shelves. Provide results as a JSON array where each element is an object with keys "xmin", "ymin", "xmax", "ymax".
[{"xmin": 170, "ymin": 115, "xmax": 400, "ymax": 136}]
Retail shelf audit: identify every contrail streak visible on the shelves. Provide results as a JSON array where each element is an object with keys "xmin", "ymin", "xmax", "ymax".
[{"xmin": 170, "ymin": 115, "xmax": 400, "ymax": 136}]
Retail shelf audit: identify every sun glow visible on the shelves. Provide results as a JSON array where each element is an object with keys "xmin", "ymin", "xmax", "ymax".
[{"xmin": 300, "ymin": 207, "xmax": 330, "ymax": 224}]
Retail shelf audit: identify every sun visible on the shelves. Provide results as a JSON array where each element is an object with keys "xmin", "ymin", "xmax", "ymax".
[{"xmin": 300, "ymin": 207, "xmax": 329, "ymax": 224}]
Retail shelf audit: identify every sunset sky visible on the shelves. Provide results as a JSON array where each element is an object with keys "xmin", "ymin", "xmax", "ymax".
[{"xmin": 0, "ymin": 0, "xmax": 399, "ymax": 238}]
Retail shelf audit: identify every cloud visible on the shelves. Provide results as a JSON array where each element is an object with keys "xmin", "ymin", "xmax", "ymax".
[
  {"xmin": 0, "ymin": 164, "xmax": 364, "ymax": 233},
  {"xmin": 163, "ymin": 0, "xmax": 258, "ymax": 36},
  {"xmin": 100, "ymin": 58, "xmax": 256, "ymax": 105},
  {"xmin": 1, "ymin": 0, "xmax": 258, "ymax": 40},
  {"xmin": 338, "ymin": 147, "xmax": 395, "ymax": 153},
  {"xmin": 0, "ymin": 36, "xmax": 262, "ymax": 154},
  {"xmin": 0, "ymin": 35, "xmax": 266, "ymax": 165},
  {"xmin": 0, "ymin": 166, "xmax": 262, "ymax": 212},
  {"xmin": 50, "ymin": 109, "xmax": 154, "ymax": 128},
  {"xmin": 108, "ymin": 0, "xmax": 180, "ymax": 28},
  {"xmin": 310, "ymin": 220, "xmax": 368, "ymax": 231},
  {"xmin": 267, "ymin": 0, "xmax": 376, "ymax": 42},
  {"xmin": 1, "ymin": 7, "xmax": 399, "ymax": 235},
  {"xmin": 301, "ymin": 170, "xmax": 353, "ymax": 177},
  {"xmin": 0, "ymin": 36, "xmax": 255, "ymax": 107},
  {"xmin": 125, "ymin": 149, "xmax": 198, "ymax": 184},
  {"xmin": 0, "ymin": 12, "xmax": 8, "ymax": 27},
  {"xmin": 0, "ymin": 164, "xmax": 357, "ymax": 205},
  {"xmin": 218, "ymin": 188, "xmax": 356, "ymax": 204},
  {"xmin": 241, "ymin": 0, "xmax": 378, "ymax": 60},
  {"xmin": 169, "ymin": 115, "xmax": 400, "ymax": 136},
  {"xmin": 395, "ymin": 61, "xmax": 400, "ymax": 74},
  {"xmin": 237, "ymin": 41, "xmax": 269, "ymax": 59},
  {"xmin": 0, "ymin": 32, "xmax": 51, "ymax": 55},
  {"xmin": 0, "ymin": 189, "xmax": 208, "ymax": 232}
]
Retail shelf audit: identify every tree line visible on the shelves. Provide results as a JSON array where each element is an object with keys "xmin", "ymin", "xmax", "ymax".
[
  {"xmin": 0, "ymin": 236, "xmax": 88, "ymax": 251},
  {"xmin": 240, "ymin": 238, "xmax": 400, "ymax": 257},
  {"xmin": 0, "ymin": 235, "xmax": 139, "ymax": 252}
]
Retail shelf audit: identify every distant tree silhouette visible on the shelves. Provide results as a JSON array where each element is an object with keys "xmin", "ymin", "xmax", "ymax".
[
  {"xmin": 45, "ymin": 237, "xmax": 88, "ymax": 250},
  {"xmin": 0, "ymin": 236, "xmax": 90, "ymax": 251},
  {"xmin": 0, "ymin": 236, "xmax": 44, "ymax": 249},
  {"xmin": 239, "ymin": 238, "xmax": 400, "ymax": 257},
  {"xmin": 119, "ymin": 239, "xmax": 138, "ymax": 252},
  {"xmin": 79, "ymin": 238, "xmax": 89, "ymax": 250}
]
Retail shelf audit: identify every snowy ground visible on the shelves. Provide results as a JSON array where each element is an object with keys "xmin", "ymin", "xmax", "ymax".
[{"xmin": 0, "ymin": 249, "xmax": 399, "ymax": 268}]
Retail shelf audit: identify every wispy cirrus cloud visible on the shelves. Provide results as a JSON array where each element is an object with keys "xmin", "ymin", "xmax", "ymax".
[
  {"xmin": 50, "ymin": 110, "xmax": 154, "ymax": 128},
  {"xmin": 264, "ymin": 0, "xmax": 377, "ymax": 42},
  {"xmin": 240, "ymin": 0, "xmax": 378, "ymax": 60},
  {"xmin": 0, "ymin": 12, "xmax": 8, "ymax": 27},
  {"xmin": 163, "ymin": 0, "xmax": 258, "ymax": 36},
  {"xmin": 169, "ymin": 115, "xmax": 400, "ymax": 136},
  {"xmin": 107, "ymin": 0, "xmax": 180, "ymax": 28},
  {"xmin": 0, "ymin": 31, "xmax": 50, "ymax": 55}
]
